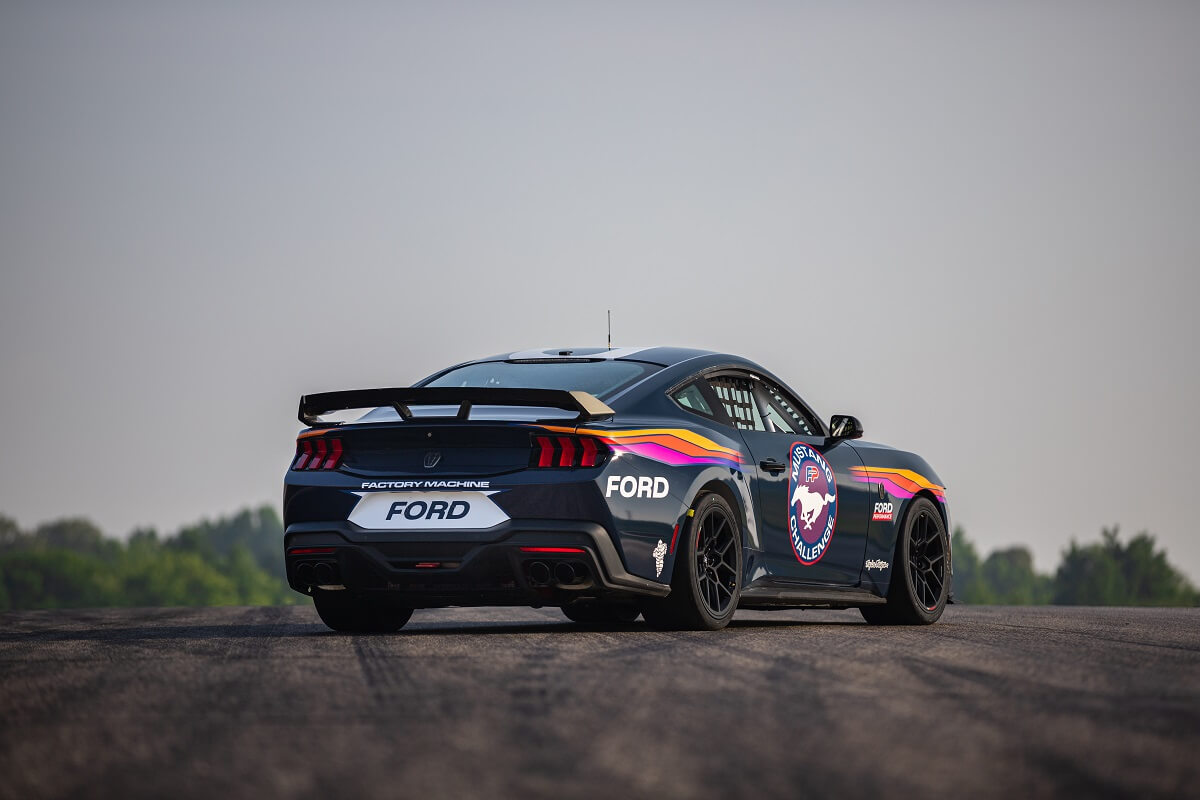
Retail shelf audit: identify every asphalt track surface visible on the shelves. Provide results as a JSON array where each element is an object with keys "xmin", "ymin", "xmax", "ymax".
[{"xmin": 2, "ymin": 605, "xmax": 1198, "ymax": 800}]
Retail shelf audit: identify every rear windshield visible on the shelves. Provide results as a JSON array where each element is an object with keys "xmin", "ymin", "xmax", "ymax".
[{"xmin": 423, "ymin": 360, "xmax": 658, "ymax": 400}]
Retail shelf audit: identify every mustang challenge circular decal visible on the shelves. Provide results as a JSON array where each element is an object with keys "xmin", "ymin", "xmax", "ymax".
[{"xmin": 787, "ymin": 442, "xmax": 838, "ymax": 564}]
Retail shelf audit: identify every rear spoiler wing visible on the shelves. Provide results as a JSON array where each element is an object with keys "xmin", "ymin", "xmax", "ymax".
[{"xmin": 298, "ymin": 387, "xmax": 615, "ymax": 428}]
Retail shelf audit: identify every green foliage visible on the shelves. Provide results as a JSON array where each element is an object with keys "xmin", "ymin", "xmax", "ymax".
[
  {"xmin": 0, "ymin": 506, "xmax": 301, "ymax": 611},
  {"xmin": 1054, "ymin": 527, "xmax": 1198, "ymax": 606},
  {"xmin": 952, "ymin": 528, "xmax": 1052, "ymax": 604},
  {"xmin": 982, "ymin": 548, "xmax": 1054, "ymax": 605},
  {"xmin": 950, "ymin": 527, "xmax": 990, "ymax": 604},
  {"xmin": 953, "ymin": 526, "xmax": 1198, "ymax": 606}
]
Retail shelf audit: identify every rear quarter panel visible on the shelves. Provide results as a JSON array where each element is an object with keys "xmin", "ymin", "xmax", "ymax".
[{"xmin": 551, "ymin": 413, "xmax": 756, "ymax": 584}]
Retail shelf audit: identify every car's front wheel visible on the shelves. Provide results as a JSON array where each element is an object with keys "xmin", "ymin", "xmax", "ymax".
[
  {"xmin": 861, "ymin": 497, "xmax": 949, "ymax": 625},
  {"xmin": 313, "ymin": 590, "xmax": 413, "ymax": 633},
  {"xmin": 641, "ymin": 492, "xmax": 742, "ymax": 631}
]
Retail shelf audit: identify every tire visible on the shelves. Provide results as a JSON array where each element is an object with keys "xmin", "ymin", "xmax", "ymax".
[
  {"xmin": 561, "ymin": 601, "xmax": 641, "ymax": 626},
  {"xmin": 640, "ymin": 492, "xmax": 743, "ymax": 631},
  {"xmin": 861, "ymin": 497, "xmax": 949, "ymax": 625},
  {"xmin": 313, "ymin": 590, "xmax": 413, "ymax": 633}
]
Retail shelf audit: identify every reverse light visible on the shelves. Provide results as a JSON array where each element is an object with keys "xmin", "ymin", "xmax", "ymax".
[{"xmin": 292, "ymin": 437, "xmax": 344, "ymax": 471}]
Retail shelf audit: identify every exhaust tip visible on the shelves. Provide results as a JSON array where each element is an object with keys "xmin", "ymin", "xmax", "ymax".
[
  {"xmin": 554, "ymin": 561, "xmax": 577, "ymax": 585},
  {"xmin": 313, "ymin": 562, "xmax": 334, "ymax": 585},
  {"xmin": 529, "ymin": 561, "xmax": 551, "ymax": 586},
  {"xmin": 296, "ymin": 562, "xmax": 315, "ymax": 585}
]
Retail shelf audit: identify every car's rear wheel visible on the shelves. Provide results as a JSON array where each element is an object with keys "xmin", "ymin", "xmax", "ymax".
[
  {"xmin": 861, "ymin": 497, "xmax": 948, "ymax": 625},
  {"xmin": 313, "ymin": 590, "xmax": 413, "ymax": 633},
  {"xmin": 641, "ymin": 492, "xmax": 742, "ymax": 631},
  {"xmin": 561, "ymin": 601, "xmax": 641, "ymax": 626}
]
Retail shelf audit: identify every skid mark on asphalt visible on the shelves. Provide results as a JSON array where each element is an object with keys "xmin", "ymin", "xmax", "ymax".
[{"xmin": 354, "ymin": 637, "xmax": 420, "ymax": 706}]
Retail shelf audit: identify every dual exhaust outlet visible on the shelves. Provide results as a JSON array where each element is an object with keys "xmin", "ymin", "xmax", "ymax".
[
  {"xmin": 527, "ymin": 560, "xmax": 590, "ymax": 588},
  {"xmin": 295, "ymin": 561, "xmax": 339, "ymax": 587}
]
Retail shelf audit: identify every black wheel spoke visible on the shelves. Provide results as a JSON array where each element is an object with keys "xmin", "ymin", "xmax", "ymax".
[
  {"xmin": 903, "ymin": 506, "xmax": 949, "ymax": 614},
  {"xmin": 693, "ymin": 504, "xmax": 739, "ymax": 616}
]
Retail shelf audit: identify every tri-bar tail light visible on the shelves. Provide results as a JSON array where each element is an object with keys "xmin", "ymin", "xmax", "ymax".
[
  {"xmin": 292, "ymin": 437, "xmax": 344, "ymax": 471},
  {"xmin": 530, "ymin": 434, "xmax": 610, "ymax": 469}
]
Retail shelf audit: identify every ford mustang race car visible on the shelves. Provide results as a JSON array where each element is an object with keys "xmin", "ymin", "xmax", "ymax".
[{"xmin": 284, "ymin": 347, "xmax": 951, "ymax": 632}]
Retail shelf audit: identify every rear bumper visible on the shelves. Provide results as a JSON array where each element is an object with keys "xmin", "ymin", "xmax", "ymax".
[{"xmin": 284, "ymin": 518, "xmax": 670, "ymax": 608}]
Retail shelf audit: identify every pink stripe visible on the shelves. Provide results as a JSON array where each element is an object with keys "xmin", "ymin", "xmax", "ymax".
[
  {"xmin": 854, "ymin": 475, "xmax": 946, "ymax": 502},
  {"xmin": 613, "ymin": 442, "xmax": 741, "ymax": 469}
]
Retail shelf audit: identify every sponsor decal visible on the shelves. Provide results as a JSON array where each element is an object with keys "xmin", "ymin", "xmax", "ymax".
[
  {"xmin": 606, "ymin": 475, "xmax": 670, "ymax": 499},
  {"xmin": 652, "ymin": 539, "xmax": 667, "ymax": 578},
  {"xmin": 348, "ymin": 491, "xmax": 508, "ymax": 530},
  {"xmin": 423, "ymin": 450, "xmax": 442, "ymax": 469},
  {"xmin": 865, "ymin": 559, "xmax": 889, "ymax": 571},
  {"xmin": 361, "ymin": 480, "xmax": 491, "ymax": 490},
  {"xmin": 872, "ymin": 502, "xmax": 894, "ymax": 522},
  {"xmin": 787, "ymin": 442, "xmax": 838, "ymax": 565}
]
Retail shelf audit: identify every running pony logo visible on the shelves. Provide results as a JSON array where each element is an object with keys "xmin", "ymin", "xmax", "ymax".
[
  {"xmin": 791, "ymin": 484, "xmax": 836, "ymax": 530},
  {"xmin": 787, "ymin": 442, "xmax": 838, "ymax": 565}
]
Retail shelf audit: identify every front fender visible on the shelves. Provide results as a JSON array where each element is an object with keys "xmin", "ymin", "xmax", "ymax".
[{"xmin": 848, "ymin": 444, "xmax": 950, "ymax": 597}]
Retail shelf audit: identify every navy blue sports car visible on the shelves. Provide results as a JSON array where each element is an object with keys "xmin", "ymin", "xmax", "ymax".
[{"xmin": 284, "ymin": 347, "xmax": 951, "ymax": 631}]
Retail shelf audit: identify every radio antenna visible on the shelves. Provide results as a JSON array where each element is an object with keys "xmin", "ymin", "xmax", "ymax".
[{"xmin": 607, "ymin": 310, "xmax": 612, "ymax": 350}]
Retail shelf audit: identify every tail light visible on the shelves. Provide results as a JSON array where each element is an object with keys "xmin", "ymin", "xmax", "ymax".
[
  {"xmin": 292, "ymin": 437, "xmax": 344, "ymax": 471},
  {"xmin": 530, "ymin": 434, "xmax": 609, "ymax": 468}
]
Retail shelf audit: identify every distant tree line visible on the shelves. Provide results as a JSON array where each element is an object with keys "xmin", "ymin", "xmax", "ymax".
[
  {"xmin": 952, "ymin": 526, "xmax": 1198, "ymax": 606},
  {"xmin": 1, "ymin": 506, "xmax": 1196, "ymax": 609},
  {"xmin": 0, "ymin": 506, "xmax": 300, "ymax": 610}
]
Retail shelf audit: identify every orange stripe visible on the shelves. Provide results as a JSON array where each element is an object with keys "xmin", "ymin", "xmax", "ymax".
[{"xmin": 851, "ymin": 466, "xmax": 946, "ymax": 496}]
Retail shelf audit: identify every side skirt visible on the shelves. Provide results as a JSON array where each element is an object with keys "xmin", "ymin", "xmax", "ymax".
[{"xmin": 738, "ymin": 580, "xmax": 887, "ymax": 610}]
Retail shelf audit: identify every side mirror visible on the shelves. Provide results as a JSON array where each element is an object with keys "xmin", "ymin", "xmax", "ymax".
[{"xmin": 829, "ymin": 414, "xmax": 864, "ymax": 441}]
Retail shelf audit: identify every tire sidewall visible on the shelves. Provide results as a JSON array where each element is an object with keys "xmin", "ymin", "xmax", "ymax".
[
  {"xmin": 314, "ymin": 590, "xmax": 412, "ymax": 633},
  {"xmin": 682, "ymin": 493, "xmax": 743, "ymax": 628},
  {"xmin": 897, "ymin": 497, "xmax": 948, "ymax": 623}
]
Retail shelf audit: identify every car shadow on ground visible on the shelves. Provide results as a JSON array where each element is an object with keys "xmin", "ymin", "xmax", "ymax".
[{"xmin": 0, "ymin": 613, "xmax": 868, "ymax": 643}]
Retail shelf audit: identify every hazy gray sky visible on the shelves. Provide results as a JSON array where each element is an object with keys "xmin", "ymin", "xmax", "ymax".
[{"xmin": 2, "ymin": 1, "xmax": 1198, "ymax": 578}]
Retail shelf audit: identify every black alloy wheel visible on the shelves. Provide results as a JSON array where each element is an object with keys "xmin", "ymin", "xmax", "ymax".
[
  {"xmin": 861, "ymin": 496, "xmax": 949, "ymax": 625},
  {"xmin": 907, "ymin": 505, "xmax": 948, "ymax": 612},
  {"xmin": 641, "ymin": 492, "xmax": 743, "ymax": 631},
  {"xmin": 313, "ymin": 590, "xmax": 413, "ymax": 633},
  {"xmin": 694, "ymin": 501, "xmax": 739, "ymax": 618}
]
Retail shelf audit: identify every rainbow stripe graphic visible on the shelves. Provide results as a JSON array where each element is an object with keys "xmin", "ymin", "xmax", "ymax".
[
  {"xmin": 850, "ymin": 466, "xmax": 946, "ymax": 502},
  {"xmin": 540, "ymin": 426, "xmax": 746, "ymax": 471}
]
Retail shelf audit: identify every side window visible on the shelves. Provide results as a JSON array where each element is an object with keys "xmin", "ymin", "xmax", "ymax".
[
  {"xmin": 671, "ymin": 382, "xmax": 715, "ymax": 417},
  {"xmin": 706, "ymin": 376, "xmax": 766, "ymax": 432},
  {"xmin": 760, "ymin": 382, "xmax": 819, "ymax": 436},
  {"xmin": 758, "ymin": 391, "xmax": 798, "ymax": 433}
]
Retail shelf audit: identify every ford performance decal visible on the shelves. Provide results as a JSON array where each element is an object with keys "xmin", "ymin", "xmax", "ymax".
[
  {"xmin": 849, "ymin": 466, "xmax": 946, "ymax": 502},
  {"xmin": 539, "ymin": 426, "xmax": 745, "ymax": 471}
]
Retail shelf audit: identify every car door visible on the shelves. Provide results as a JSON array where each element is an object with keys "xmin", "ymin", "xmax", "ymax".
[{"xmin": 703, "ymin": 372, "xmax": 871, "ymax": 586}]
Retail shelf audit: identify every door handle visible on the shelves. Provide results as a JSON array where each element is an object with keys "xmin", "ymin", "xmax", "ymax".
[{"xmin": 759, "ymin": 459, "xmax": 787, "ymax": 474}]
